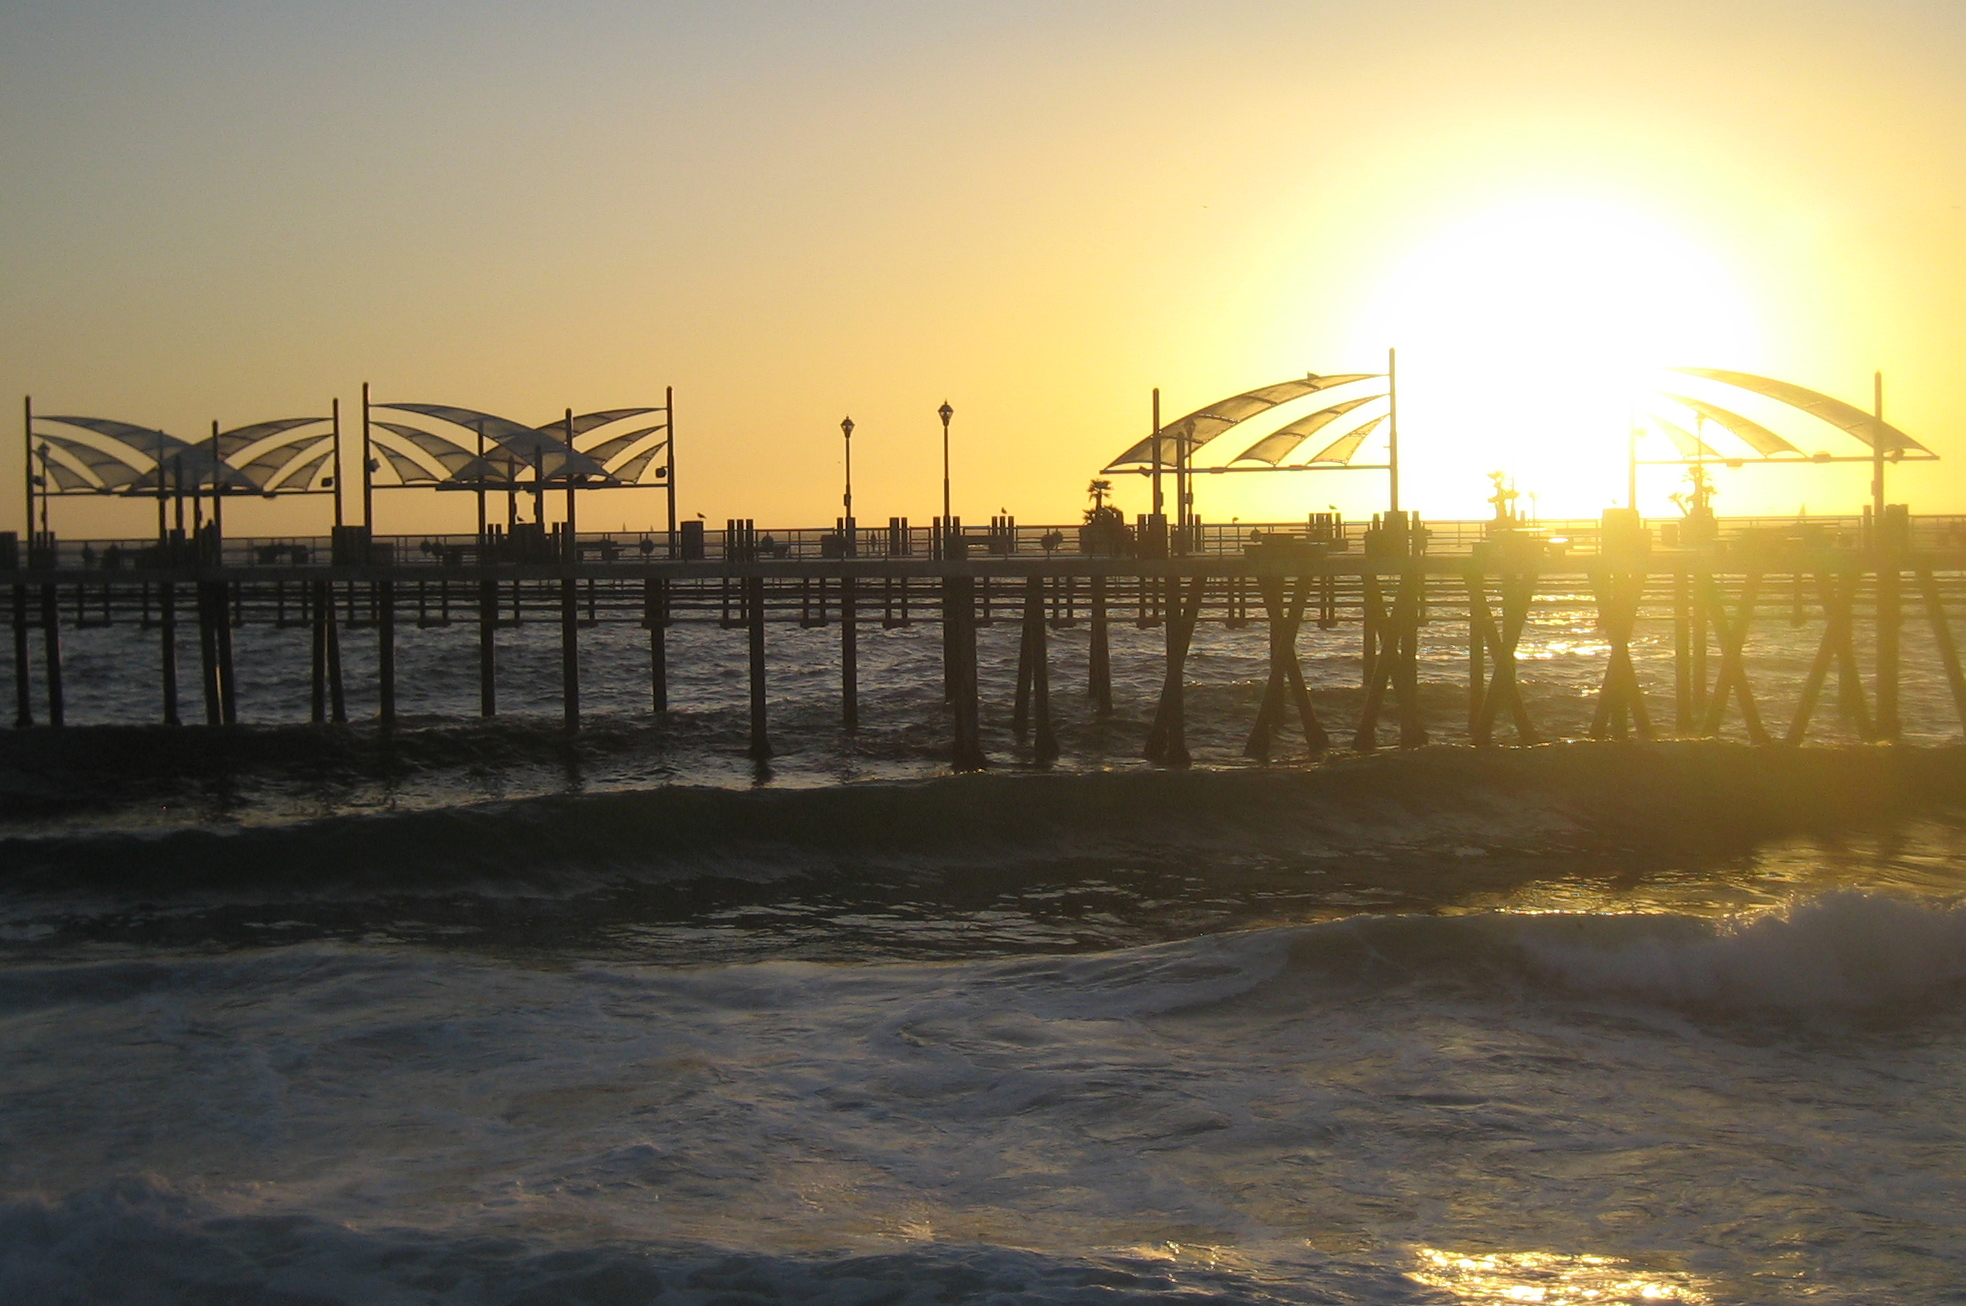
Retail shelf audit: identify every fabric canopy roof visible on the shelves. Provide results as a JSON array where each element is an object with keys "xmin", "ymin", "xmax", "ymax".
[
  {"xmin": 1658, "ymin": 394, "xmax": 1801, "ymax": 458},
  {"xmin": 1232, "ymin": 395, "xmax": 1386, "ymax": 465},
  {"xmin": 1669, "ymin": 368, "xmax": 1927, "ymax": 455}
]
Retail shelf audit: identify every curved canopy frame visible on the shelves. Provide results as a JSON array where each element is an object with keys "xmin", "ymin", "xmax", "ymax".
[
  {"xmin": 1231, "ymin": 395, "xmax": 1387, "ymax": 466},
  {"xmin": 1668, "ymin": 368, "xmax": 1928, "ymax": 455},
  {"xmin": 32, "ymin": 414, "xmax": 331, "ymax": 496},
  {"xmin": 373, "ymin": 403, "xmax": 671, "ymax": 491},
  {"xmin": 1103, "ymin": 374, "xmax": 1382, "ymax": 470}
]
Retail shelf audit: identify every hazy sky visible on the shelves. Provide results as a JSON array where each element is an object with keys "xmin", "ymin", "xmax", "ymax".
[{"xmin": 3, "ymin": 0, "xmax": 1963, "ymax": 536}]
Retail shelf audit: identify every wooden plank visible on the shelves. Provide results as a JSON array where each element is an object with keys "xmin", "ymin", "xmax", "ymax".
[
  {"xmin": 478, "ymin": 578, "xmax": 497, "ymax": 717},
  {"xmin": 841, "ymin": 574, "xmax": 858, "ymax": 733},
  {"xmin": 1143, "ymin": 573, "xmax": 1206, "ymax": 766},
  {"xmin": 949, "ymin": 575, "xmax": 985, "ymax": 770},
  {"xmin": 1917, "ymin": 570, "xmax": 1966, "ymax": 734},
  {"xmin": 377, "ymin": 579, "xmax": 395, "ymax": 727},
  {"xmin": 159, "ymin": 580, "xmax": 178, "ymax": 726},
  {"xmin": 748, "ymin": 574, "xmax": 770, "ymax": 760},
  {"xmin": 1877, "ymin": 562, "xmax": 1902, "ymax": 741},
  {"xmin": 1088, "ymin": 574, "xmax": 1112, "ymax": 714},
  {"xmin": 1699, "ymin": 573, "xmax": 1767, "ymax": 743},
  {"xmin": 561, "ymin": 576, "xmax": 580, "ymax": 732},
  {"xmin": 215, "ymin": 580, "xmax": 237, "ymax": 726},
  {"xmin": 11, "ymin": 584, "xmax": 30, "ymax": 728},
  {"xmin": 648, "ymin": 578, "xmax": 668, "ymax": 703},
  {"xmin": 38, "ymin": 583, "xmax": 62, "ymax": 728}
]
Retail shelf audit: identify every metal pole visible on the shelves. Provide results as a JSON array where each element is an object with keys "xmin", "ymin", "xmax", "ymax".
[
  {"xmin": 564, "ymin": 408, "xmax": 577, "ymax": 561},
  {"xmin": 665, "ymin": 386, "xmax": 678, "ymax": 555},
  {"xmin": 1387, "ymin": 346, "xmax": 1400, "ymax": 514},
  {"xmin": 939, "ymin": 401, "xmax": 953, "ymax": 560},
  {"xmin": 209, "ymin": 420, "xmax": 223, "ymax": 553},
  {"xmin": 331, "ymin": 397, "xmax": 344, "ymax": 527},
  {"xmin": 841, "ymin": 415, "xmax": 854, "ymax": 554},
  {"xmin": 474, "ymin": 419, "xmax": 486, "ymax": 539},
  {"xmin": 1150, "ymin": 388, "xmax": 1163, "ymax": 520},
  {"xmin": 1872, "ymin": 371, "xmax": 1886, "ymax": 520},
  {"xmin": 21, "ymin": 396, "xmax": 32, "ymax": 560},
  {"xmin": 361, "ymin": 381, "xmax": 374, "ymax": 530},
  {"xmin": 1627, "ymin": 408, "xmax": 1638, "ymax": 512}
]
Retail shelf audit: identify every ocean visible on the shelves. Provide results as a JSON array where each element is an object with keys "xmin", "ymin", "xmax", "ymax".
[{"xmin": 3, "ymin": 606, "xmax": 1964, "ymax": 1304}]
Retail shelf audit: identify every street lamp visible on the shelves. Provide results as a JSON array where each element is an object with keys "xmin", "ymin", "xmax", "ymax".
[
  {"xmin": 938, "ymin": 400, "xmax": 954, "ymax": 558},
  {"xmin": 840, "ymin": 415, "xmax": 855, "ymax": 557}
]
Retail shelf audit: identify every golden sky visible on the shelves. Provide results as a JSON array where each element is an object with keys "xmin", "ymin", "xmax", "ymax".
[{"xmin": 2, "ymin": 0, "xmax": 1962, "ymax": 537}]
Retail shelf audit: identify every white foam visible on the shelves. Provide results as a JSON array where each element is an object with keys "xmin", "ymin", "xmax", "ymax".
[{"xmin": 1522, "ymin": 892, "xmax": 1966, "ymax": 1012}]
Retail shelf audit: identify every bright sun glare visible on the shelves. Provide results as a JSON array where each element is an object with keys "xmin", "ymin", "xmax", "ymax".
[{"xmin": 1349, "ymin": 197, "xmax": 1764, "ymax": 515}]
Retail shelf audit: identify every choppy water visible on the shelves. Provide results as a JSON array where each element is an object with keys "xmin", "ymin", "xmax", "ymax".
[
  {"xmin": 5, "ymin": 611, "xmax": 1966, "ymax": 1303},
  {"xmin": 7, "ymin": 601, "xmax": 1964, "ymax": 831}
]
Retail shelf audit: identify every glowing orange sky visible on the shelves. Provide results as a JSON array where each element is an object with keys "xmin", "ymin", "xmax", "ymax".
[{"xmin": 2, "ymin": 0, "xmax": 1962, "ymax": 537}]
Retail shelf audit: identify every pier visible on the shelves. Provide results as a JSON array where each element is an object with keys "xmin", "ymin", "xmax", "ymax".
[{"xmin": 8, "ymin": 509, "xmax": 1966, "ymax": 765}]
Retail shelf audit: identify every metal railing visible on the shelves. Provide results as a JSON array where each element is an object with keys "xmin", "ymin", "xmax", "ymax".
[{"xmin": 13, "ymin": 513, "xmax": 1966, "ymax": 572}]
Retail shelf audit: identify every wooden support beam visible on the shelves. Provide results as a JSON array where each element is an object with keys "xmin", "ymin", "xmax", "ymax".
[
  {"xmin": 841, "ymin": 575, "xmax": 858, "ymax": 733},
  {"xmin": 1588, "ymin": 571, "xmax": 1652, "ymax": 741},
  {"xmin": 747, "ymin": 574, "xmax": 771, "ymax": 760},
  {"xmin": 948, "ymin": 575, "xmax": 985, "ymax": 770},
  {"xmin": 38, "ymin": 583, "xmax": 61, "ymax": 728},
  {"xmin": 560, "ymin": 576, "xmax": 580, "ymax": 733},
  {"xmin": 1244, "ymin": 576, "xmax": 1326, "ymax": 760},
  {"xmin": 1088, "ymin": 574, "xmax": 1112, "ymax": 714},
  {"xmin": 478, "ymin": 578, "xmax": 497, "ymax": 717},
  {"xmin": 214, "ymin": 580, "xmax": 237, "ymax": 726},
  {"xmin": 1014, "ymin": 575, "xmax": 1058, "ymax": 761},
  {"xmin": 1699, "ymin": 573, "xmax": 1767, "ymax": 743},
  {"xmin": 197, "ymin": 581, "xmax": 221, "ymax": 726},
  {"xmin": 1672, "ymin": 573, "xmax": 1691, "ymax": 734},
  {"xmin": 645, "ymin": 578, "xmax": 668, "ymax": 712},
  {"xmin": 325, "ymin": 586, "xmax": 346, "ymax": 724},
  {"xmin": 310, "ymin": 580, "xmax": 327, "ymax": 724},
  {"xmin": 377, "ymin": 579, "xmax": 395, "ymax": 727},
  {"xmin": 1690, "ymin": 573, "xmax": 1710, "ymax": 727},
  {"xmin": 12, "ymin": 584, "xmax": 30, "ymax": 727},
  {"xmin": 1359, "ymin": 570, "xmax": 1382, "ymax": 692},
  {"xmin": 1917, "ymin": 570, "xmax": 1966, "ymax": 735},
  {"xmin": 1355, "ymin": 567, "xmax": 1429, "ymax": 750},
  {"xmin": 1143, "ymin": 573, "xmax": 1206, "ymax": 766},
  {"xmin": 1785, "ymin": 573, "xmax": 1873, "ymax": 746},
  {"xmin": 942, "ymin": 578, "xmax": 956, "ymax": 703},
  {"xmin": 159, "ymin": 580, "xmax": 178, "ymax": 726},
  {"xmin": 1877, "ymin": 561, "xmax": 1902, "ymax": 741},
  {"xmin": 1466, "ymin": 572, "xmax": 1539, "ymax": 746},
  {"xmin": 1393, "ymin": 569, "xmax": 1427, "ymax": 749},
  {"xmin": 1013, "ymin": 580, "xmax": 1035, "ymax": 737}
]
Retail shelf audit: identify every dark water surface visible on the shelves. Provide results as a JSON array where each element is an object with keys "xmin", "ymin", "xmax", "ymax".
[
  {"xmin": 3, "ymin": 735, "xmax": 1966, "ymax": 1303},
  {"xmin": 8, "ymin": 606, "xmax": 1966, "ymax": 1303}
]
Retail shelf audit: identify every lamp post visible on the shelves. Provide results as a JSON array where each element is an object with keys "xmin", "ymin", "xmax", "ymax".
[
  {"xmin": 938, "ymin": 401, "xmax": 954, "ymax": 558},
  {"xmin": 840, "ymin": 415, "xmax": 855, "ymax": 557}
]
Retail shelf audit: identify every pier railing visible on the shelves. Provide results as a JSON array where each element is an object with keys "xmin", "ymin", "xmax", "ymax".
[{"xmin": 19, "ymin": 514, "xmax": 1966, "ymax": 573}]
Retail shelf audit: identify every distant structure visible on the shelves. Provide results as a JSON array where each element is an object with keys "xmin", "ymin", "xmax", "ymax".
[
  {"xmin": 22, "ymin": 387, "xmax": 678, "ymax": 545},
  {"xmin": 1101, "ymin": 364, "xmax": 1936, "ymax": 533}
]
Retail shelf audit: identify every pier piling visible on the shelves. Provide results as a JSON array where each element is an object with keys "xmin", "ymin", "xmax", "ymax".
[
  {"xmin": 747, "ymin": 575, "xmax": 770, "ymax": 760},
  {"xmin": 478, "ymin": 578, "xmax": 497, "ymax": 717},
  {"xmin": 1088, "ymin": 574, "xmax": 1112, "ymax": 715},
  {"xmin": 11, "ymin": 584, "xmax": 29, "ymax": 727},
  {"xmin": 840, "ymin": 575, "xmax": 858, "ymax": 733},
  {"xmin": 378, "ymin": 580, "xmax": 396, "ymax": 727},
  {"xmin": 560, "ymin": 577, "xmax": 580, "ymax": 733}
]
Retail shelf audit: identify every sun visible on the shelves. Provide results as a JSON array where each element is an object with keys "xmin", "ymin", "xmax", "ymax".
[{"xmin": 1348, "ymin": 196, "xmax": 1765, "ymax": 517}]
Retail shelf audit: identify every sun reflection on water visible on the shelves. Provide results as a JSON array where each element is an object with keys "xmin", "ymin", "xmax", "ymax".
[{"xmin": 1413, "ymin": 1248, "xmax": 1710, "ymax": 1304}]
